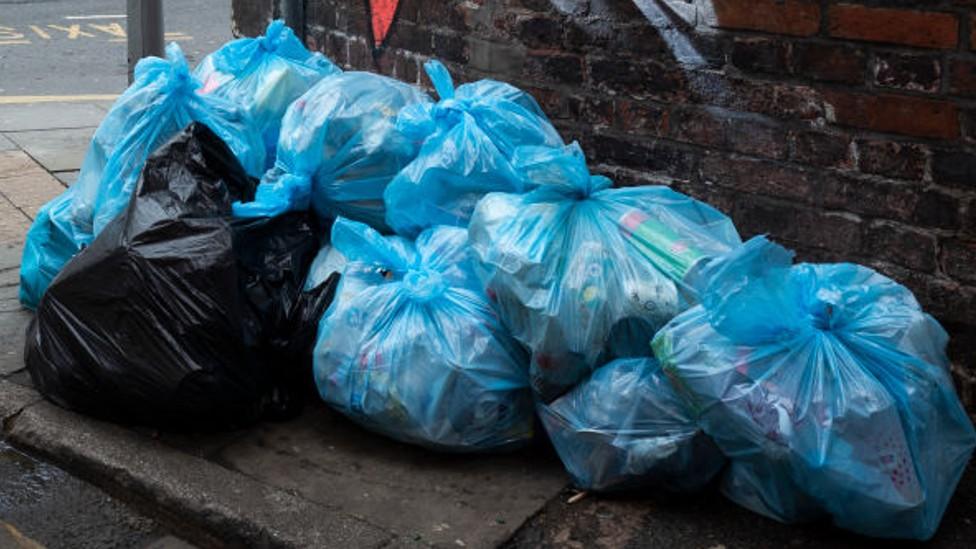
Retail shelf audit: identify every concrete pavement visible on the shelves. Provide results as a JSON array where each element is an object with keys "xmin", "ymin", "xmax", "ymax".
[{"xmin": 1, "ymin": 99, "xmax": 976, "ymax": 548}]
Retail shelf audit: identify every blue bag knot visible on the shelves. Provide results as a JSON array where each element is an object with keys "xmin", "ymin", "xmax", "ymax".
[
  {"xmin": 430, "ymin": 97, "xmax": 471, "ymax": 128},
  {"xmin": 401, "ymin": 268, "xmax": 447, "ymax": 301},
  {"xmin": 581, "ymin": 175, "xmax": 612, "ymax": 198},
  {"xmin": 258, "ymin": 20, "xmax": 288, "ymax": 52},
  {"xmin": 807, "ymin": 299, "xmax": 839, "ymax": 332},
  {"xmin": 151, "ymin": 44, "xmax": 200, "ymax": 97}
]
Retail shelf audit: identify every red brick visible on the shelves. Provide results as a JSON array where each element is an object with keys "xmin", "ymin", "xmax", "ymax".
[
  {"xmin": 673, "ymin": 108, "xmax": 787, "ymax": 160},
  {"xmin": 613, "ymin": 99, "xmax": 669, "ymax": 137},
  {"xmin": 950, "ymin": 58, "xmax": 976, "ymax": 97},
  {"xmin": 943, "ymin": 239, "xmax": 976, "ymax": 284},
  {"xmin": 711, "ymin": 0, "xmax": 821, "ymax": 37},
  {"xmin": 820, "ymin": 175, "xmax": 919, "ymax": 222},
  {"xmin": 914, "ymin": 189, "xmax": 962, "ymax": 230},
  {"xmin": 671, "ymin": 107, "xmax": 726, "ymax": 149},
  {"xmin": 790, "ymin": 42, "xmax": 866, "ymax": 85},
  {"xmin": 823, "ymin": 91, "xmax": 959, "ymax": 140},
  {"xmin": 828, "ymin": 5, "xmax": 958, "ymax": 49},
  {"xmin": 857, "ymin": 140, "xmax": 929, "ymax": 181},
  {"xmin": 701, "ymin": 154, "xmax": 813, "ymax": 201},
  {"xmin": 715, "ymin": 77, "xmax": 824, "ymax": 121},
  {"xmin": 972, "ymin": 14, "xmax": 976, "ymax": 50},
  {"xmin": 730, "ymin": 37, "xmax": 790, "ymax": 76},
  {"xmin": 864, "ymin": 221, "xmax": 937, "ymax": 272},
  {"xmin": 873, "ymin": 52, "xmax": 942, "ymax": 94},
  {"xmin": 791, "ymin": 131, "xmax": 853, "ymax": 169}
]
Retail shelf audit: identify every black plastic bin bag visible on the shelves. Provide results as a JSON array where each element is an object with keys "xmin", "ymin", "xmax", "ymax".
[{"xmin": 25, "ymin": 123, "xmax": 336, "ymax": 430}]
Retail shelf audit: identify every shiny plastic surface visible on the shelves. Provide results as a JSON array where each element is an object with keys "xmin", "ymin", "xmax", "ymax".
[
  {"xmin": 25, "ymin": 124, "xmax": 331, "ymax": 430},
  {"xmin": 304, "ymin": 244, "xmax": 347, "ymax": 291},
  {"xmin": 313, "ymin": 217, "xmax": 534, "ymax": 451},
  {"xmin": 652, "ymin": 236, "xmax": 976, "ymax": 540},
  {"xmin": 233, "ymin": 72, "xmax": 431, "ymax": 231},
  {"xmin": 469, "ymin": 143, "xmax": 740, "ymax": 401},
  {"xmin": 538, "ymin": 357, "xmax": 725, "ymax": 492},
  {"xmin": 384, "ymin": 60, "xmax": 563, "ymax": 237},
  {"xmin": 194, "ymin": 20, "xmax": 340, "ymax": 168},
  {"xmin": 19, "ymin": 43, "xmax": 265, "ymax": 308}
]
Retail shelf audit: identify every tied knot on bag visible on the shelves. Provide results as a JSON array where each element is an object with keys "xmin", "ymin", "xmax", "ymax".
[
  {"xmin": 149, "ymin": 44, "xmax": 200, "ymax": 98},
  {"xmin": 429, "ymin": 97, "xmax": 472, "ymax": 129},
  {"xmin": 401, "ymin": 268, "xmax": 446, "ymax": 302},
  {"xmin": 808, "ymin": 300, "xmax": 838, "ymax": 332},
  {"xmin": 258, "ymin": 20, "xmax": 288, "ymax": 53},
  {"xmin": 575, "ymin": 174, "xmax": 612, "ymax": 200}
]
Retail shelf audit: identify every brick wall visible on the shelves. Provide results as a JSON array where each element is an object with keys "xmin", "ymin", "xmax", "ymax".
[{"xmin": 234, "ymin": 0, "xmax": 976, "ymax": 405}]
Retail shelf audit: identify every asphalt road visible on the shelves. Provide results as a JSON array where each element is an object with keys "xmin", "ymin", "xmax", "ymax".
[{"xmin": 0, "ymin": 0, "xmax": 234, "ymax": 96}]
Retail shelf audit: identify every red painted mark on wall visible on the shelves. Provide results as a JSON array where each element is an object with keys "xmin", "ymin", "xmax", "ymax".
[{"xmin": 368, "ymin": 0, "xmax": 401, "ymax": 48}]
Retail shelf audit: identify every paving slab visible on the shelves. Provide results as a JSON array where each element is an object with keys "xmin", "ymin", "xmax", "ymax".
[
  {"xmin": 4, "ymin": 401, "xmax": 394, "ymax": 549},
  {"xmin": 0, "ymin": 103, "xmax": 107, "ymax": 132},
  {"xmin": 53, "ymin": 170, "xmax": 79, "ymax": 187},
  {"xmin": 0, "ymin": 241, "xmax": 29, "ymax": 378},
  {"xmin": 0, "ymin": 135, "xmax": 16, "ymax": 152},
  {"xmin": 0, "ymin": 380, "xmax": 40, "ymax": 422},
  {"xmin": 506, "ymin": 458, "xmax": 976, "ymax": 549},
  {"xmin": 0, "ymin": 308, "xmax": 30, "ymax": 378},
  {"xmin": 0, "ymin": 151, "xmax": 41, "ymax": 180},
  {"xmin": 0, "ymin": 169, "xmax": 66, "ymax": 220},
  {"xmin": 218, "ymin": 404, "xmax": 569, "ymax": 549},
  {"xmin": 6, "ymin": 127, "xmax": 94, "ymax": 173},
  {"xmin": 0, "ymin": 200, "xmax": 31, "ymax": 245}
]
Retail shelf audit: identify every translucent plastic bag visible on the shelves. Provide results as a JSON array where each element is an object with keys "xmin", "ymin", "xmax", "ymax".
[
  {"xmin": 469, "ymin": 143, "xmax": 740, "ymax": 401},
  {"xmin": 233, "ymin": 72, "xmax": 431, "ymax": 231},
  {"xmin": 313, "ymin": 217, "xmax": 534, "ymax": 451},
  {"xmin": 538, "ymin": 357, "xmax": 724, "ymax": 492},
  {"xmin": 304, "ymin": 243, "xmax": 347, "ymax": 291},
  {"xmin": 652, "ymin": 236, "xmax": 976, "ymax": 540},
  {"xmin": 194, "ymin": 19, "xmax": 340, "ymax": 168},
  {"xmin": 384, "ymin": 60, "xmax": 563, "ymax": 237},
  {"xmin": 19, "ymin": 43, "xmax": 265, "ymax": 308}
]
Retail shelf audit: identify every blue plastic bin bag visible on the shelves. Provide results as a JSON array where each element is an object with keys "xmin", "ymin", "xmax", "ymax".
[
  {"xmin": 312, "ymin": 217, "xmax": 534, "ymax": 451},
  {"xmin": 468, "ymin": 143, "xmax": 740, "ymax": 401},
  {"xmin": 384, "ymin": 60, "xmax": 564, "ymax": 237},
  {"xmin": 304, "ymin": 244, "xmax": 347, "ymax": 291},
  {"xmin": 19, "ymin": 43, "xmax": 265, "ymax": 308},
  {"xmin": 652, "ymin": 236, "xmax": 976, "ymax": 540},
  {"xmin": 538, "ymin": 357, "xmax": 725, "ymax": 492},
  {"xmin": 233, "ymin": 72, "xmax": 431, "ymax": 231},
  {"xmin": 194, "ymin": 20, "xmax": 340, "ymax": 168}
]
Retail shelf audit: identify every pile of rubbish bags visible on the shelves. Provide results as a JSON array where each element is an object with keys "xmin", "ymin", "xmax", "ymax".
[{"xmin": 19, "ymin": 21, "xmax": 975, "ymax": 540}]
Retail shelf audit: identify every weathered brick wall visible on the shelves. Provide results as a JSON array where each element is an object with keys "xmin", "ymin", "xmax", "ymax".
[{"xmin": 234, "ymin": 0, "xmax": 976, "ymax": 404}]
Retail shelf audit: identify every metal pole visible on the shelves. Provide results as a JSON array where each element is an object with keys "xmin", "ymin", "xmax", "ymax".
[
  {"xmin": 127, "ymin": 0, "xmax": 165, "ymax": 83},
  {"xmin": 281, "ymin": 0, "xmax": 305, "ymax": 43}
]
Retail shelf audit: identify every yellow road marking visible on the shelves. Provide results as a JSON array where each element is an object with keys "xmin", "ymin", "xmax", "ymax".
[
  {"xmin": 0, "ymin": 26, "xmax": 26, "ymax": 40},
  {"xmin": 89, "ymin": 22, "xmax": 126, "ymax": 38},
  {"xmin": 0, "ymin": 95, "xmax": 118, "ymax": 105},
  {"xmin": 28, "ymin": 25, "xmax": 51, "ymax": 39},
  {"xmin": 47, "ymin": 24, "xmax": 96, "ymax": 39}
]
